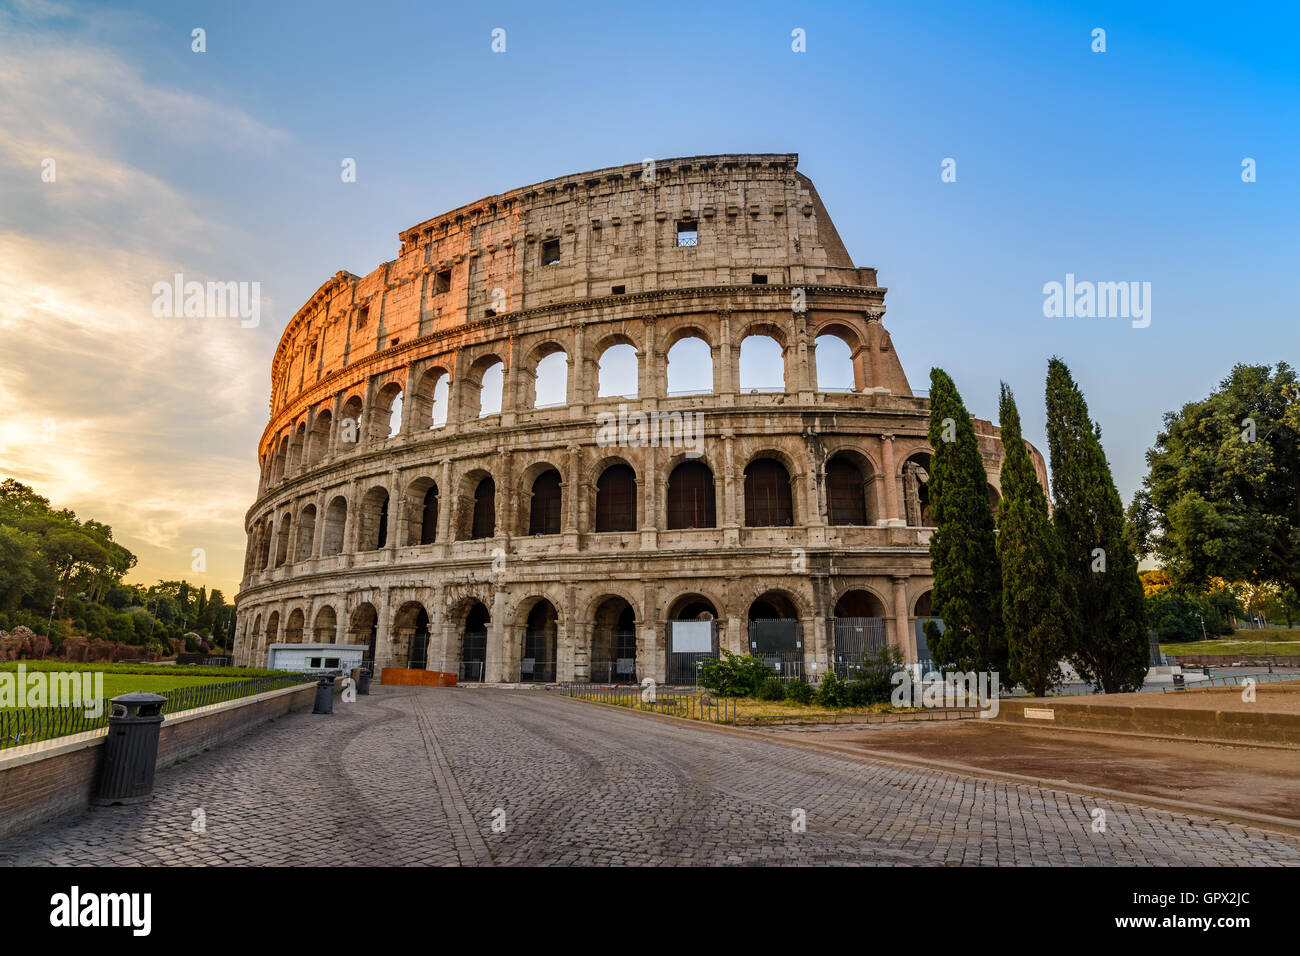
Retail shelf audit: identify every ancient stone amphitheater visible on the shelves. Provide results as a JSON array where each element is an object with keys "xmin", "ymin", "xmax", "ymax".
[{"xmin": 234, "ymin": 153, "xmax": 1041, "ymax": 684}]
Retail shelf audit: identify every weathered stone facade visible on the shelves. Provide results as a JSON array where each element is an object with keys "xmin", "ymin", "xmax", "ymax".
[{"xmin": 233, "ymin": 153, "xmax": 1045, "ymax": 682}]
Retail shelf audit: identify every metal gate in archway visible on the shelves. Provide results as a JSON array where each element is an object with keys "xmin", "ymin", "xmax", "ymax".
[
  {"xmin": 747, "ymin": 619, "xmax": 803, "ymax": 679},
  {"xmin": 666, "ymin": 619, "xmax": 719, "ymax": 685},
  {"xmin": 830, "ymin": 617, "xmax": 887, "ymax": 677}
]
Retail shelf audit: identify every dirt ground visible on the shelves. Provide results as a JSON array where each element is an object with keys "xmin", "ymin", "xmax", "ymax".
[{"xmin": 761, "ymin": 719, "xmax": 1300, "ymax": 820}]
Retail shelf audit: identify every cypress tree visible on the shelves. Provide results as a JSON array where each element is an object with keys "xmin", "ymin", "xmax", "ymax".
[
  {"xmin": 997, "ymin": 383, "xmax": 1077, "ymax": 697},
  {"xmin": 1045, "ymin": 358, "xmax": 1148, "ymax": 693},
  {"xmin": 922, "ymin": 368, "xmax": 1005, "ymax": 675}
]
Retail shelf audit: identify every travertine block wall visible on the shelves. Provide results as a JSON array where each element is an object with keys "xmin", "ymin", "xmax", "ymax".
[{"xmin": 235, "ymin": 154, "xmax": 1044, "ymax": 682}]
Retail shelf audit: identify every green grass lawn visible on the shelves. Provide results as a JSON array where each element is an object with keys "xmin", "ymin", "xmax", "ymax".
[
  {"xmin": 1162, "ymin": 630, "xmax": 1300, "ymax": 657},
  {"xmin": 0, "ymin": 662, "xmax": 287, "ymax": 709}
]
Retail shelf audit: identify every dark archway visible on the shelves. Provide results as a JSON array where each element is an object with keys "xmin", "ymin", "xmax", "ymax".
[
  {"xmin": 461, "ymin": 602, "xmax": 490, "ymax": 682},
  {"xmin": 666, "ymin": 460, "xmax": 716, "ymax": 529},
  {"xmin": 826, "ymin": 455, "xmax": 869, "ymax": 525},
  {"xmin": 471, "ymin": 476, "xmax": 496, "ymax": 539},
  {"xmin": 528, "ymin": 469, "xmax": 562, "ymax": 535},
  {"xmin": 590, "ymin": 596, "xmax": 636, "ymax": 683},
  {"xmin": 520, "ymin": 600, "xmax": 558, "ymax": 682},
  {"xmin": 744, "ymin": 457, "xmax": 794, "ymax": 527},
  {"xmin": 595, "ymin": 463, "xmax": 636, "ymax": 532}
]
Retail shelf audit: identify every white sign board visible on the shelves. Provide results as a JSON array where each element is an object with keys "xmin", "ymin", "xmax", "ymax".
[{"xmin": 671, "ymin": 620, "xmax": 713, "ymax": 654}]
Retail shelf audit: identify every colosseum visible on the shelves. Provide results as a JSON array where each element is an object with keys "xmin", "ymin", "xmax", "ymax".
[{"xmin": 234, "ymin": 152, "xmax": 1040, "ymax": 684}]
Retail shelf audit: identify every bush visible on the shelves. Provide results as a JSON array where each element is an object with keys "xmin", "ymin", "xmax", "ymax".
[
  {"xmin": 757, "ymin": 677, "xmax": 786, "ymax": 701},
  {"xmin": 814, "ymin": 670, "xmax": 851, "ymax": 708},
  {"xmin": 698, "ymin": 651, "xmax": 776, "ymax": 697},
  {"xmin": 785, "ymin": 679, "xmax": 814, "ymax": 704},
  {"xmin": 849, "ymin": 646, "xmax": 904, "ymax": 705}
]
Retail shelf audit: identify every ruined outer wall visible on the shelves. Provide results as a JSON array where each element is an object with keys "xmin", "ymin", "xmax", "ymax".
[{"xmin": 234, "ymin": 154, "xmax": 1036, "ymax": 681}]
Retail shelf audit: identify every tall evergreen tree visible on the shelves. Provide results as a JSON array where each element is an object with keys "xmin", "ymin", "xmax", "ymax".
[
  {"xmin": 922, "ymin": 368, "xmax": 1005, "ymax": 675},
  {"xmin": 997, "ymin": 383, "xmax": 1077, "ymax": 696},
  {"xmin": 1045, "ymin": 358, "xmax": 1148, "ymax": 693}
]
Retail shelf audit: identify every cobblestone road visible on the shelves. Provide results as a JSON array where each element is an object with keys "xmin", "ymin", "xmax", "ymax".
[{"xmin": 3, "ymin": 686, "xmax": 1298, "ymax": 866}]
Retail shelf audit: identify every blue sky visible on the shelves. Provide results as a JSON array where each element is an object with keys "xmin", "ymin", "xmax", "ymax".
[{"xmin": 0, "ymin": 0, "xmax": 1295, "ymax": 595}]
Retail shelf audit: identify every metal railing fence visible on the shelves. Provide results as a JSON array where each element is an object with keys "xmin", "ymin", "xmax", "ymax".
[
  {"xmin": 0, "ymin": 674, "xmax": 316, "ymax": 751},
  {"xmin": 559, "ymin": 683, "xmax": 736, "ymax": 723}
]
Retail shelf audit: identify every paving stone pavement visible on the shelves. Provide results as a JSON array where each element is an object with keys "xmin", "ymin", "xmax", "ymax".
[{"xmin": 2, "ymin": 686, "xmax": 1298, "ymax": 866}]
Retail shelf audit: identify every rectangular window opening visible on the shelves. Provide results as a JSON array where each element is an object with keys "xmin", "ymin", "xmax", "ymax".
[
  {"xmin": 612, "ymin": 285, "xmax": 626, "ymax": 295},
  {"xmin": 541, "ymin": 239, "xmax": 561, "ymax": 266},
  {"xmin": 751, "ymin": 274, "xmax": 768, "ymax": 284},
  {"xmin": 433, "ymin": 269, "xmax": 452, "ymax": 293},
  {"xmin": 356, "ymin": 306, "xmax": 369, "ymax": 329},
  {"xmin": 676, "ymin": 221, "xmax": 698, "ymax": 247}
]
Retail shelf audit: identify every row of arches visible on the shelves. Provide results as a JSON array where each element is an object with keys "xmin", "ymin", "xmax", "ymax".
[
  {"xmin": 261, "ymin": 328, "xmax": 868, "ymax": 491},
  {"xmin": 242, "ymin": 583, "xmax": 938, "ymax": 682},
  {"xmin": 248, "ymin": 447, "xmax": 958, "ymax": 574}
]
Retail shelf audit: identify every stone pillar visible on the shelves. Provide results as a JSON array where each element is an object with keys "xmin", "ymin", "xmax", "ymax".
[
  {"xmin": 487, "ymin": 589, "xmax": 507, "ymax": 682},
  {"xmin": 718, "ymin": 310, "xmax": 735, "ymax": 404},
  {"xmin": 879, "ymin": 435, "xmax": 903, "ymax": 525},
  {"xmin": 564, "ymin": 443, "xmax": 581, "ymax": 540},
  {"xmin": 387, "ymin": 469, "xmax": 402, "ymax": 553},
  {"xmin": 866, "ymin": 312, "xmax": 885, "ymax": 390},
  {"xmin": 374, "ymin": 588, "xmax": 393, "ymax": 665},
  {"xmin": 891, "ymin": 576, "xmax": 915, "ymax": 662},
  {"xmin": 436, "ymin": 459, "xmax": 455, "ymax": 544}
]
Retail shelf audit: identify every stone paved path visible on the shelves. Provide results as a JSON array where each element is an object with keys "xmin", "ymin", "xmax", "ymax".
[{"xmin": 2, "ymin": 686, "xmax": 1298, "ymax": 866}]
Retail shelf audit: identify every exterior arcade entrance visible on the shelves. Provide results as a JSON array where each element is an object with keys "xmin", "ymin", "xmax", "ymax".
[
  {"xmin": 830, "ymin": 589, "xmax": 888, "ymax": 677},
  {"xmin": 747, "ymin": 592, "xmax": 803, "ymax": 679},
  {"xmin": 590, "ymin": 597, "xmax": 637, "ymax": 683},
  {"xmin": 520, "ymin": 600, "xmax": 558, "ymax": 683},
  {"xmin": 461, "ymin": 602, "xmax": 489, "ymax": 682},
  {"xmin": 665, "ymin": 595, "xmax": 719, "ymax": 685}
]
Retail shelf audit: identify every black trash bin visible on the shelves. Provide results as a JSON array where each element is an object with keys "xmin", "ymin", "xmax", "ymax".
[
  {"xmin": 93, "ymin": 692, "xmax": 167, "ymax": 806},
  {"xmin": 313, "ymin": 674, "xmax": 335, "ymax": 714},
  {"xmin": 357, "ymin": 668, "xmax": 371, "ymax": 696}
]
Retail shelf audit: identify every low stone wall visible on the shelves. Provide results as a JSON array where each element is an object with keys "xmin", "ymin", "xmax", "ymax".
[
  {"xmin": 1175, "ymin": 654, "xmax": 1300, "ymax": 667},
  {"xmin": 0, "ymin": 679, "xmax": 328, "ymax": 841},
  {"xmin": 995, "ymin": 695, "xmax": 1300, "ymax": 747}
]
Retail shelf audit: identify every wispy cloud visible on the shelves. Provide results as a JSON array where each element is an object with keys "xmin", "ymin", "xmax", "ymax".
[{"xmin": 0, "ymin": 17, "xmax": 287, "ymax": 595}]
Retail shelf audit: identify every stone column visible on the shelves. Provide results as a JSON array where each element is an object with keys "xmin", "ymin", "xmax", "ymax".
[
  {"xmin": 891, "ymin": 576, "xmax": 915, "ymax": 662},
  {"xmin": 879, "ymin": 435, "xmax": 903, "ymax": 525},
  {"xmin": 436, "ymin": 459, "xmax": 455, "ymax": 544},
  {"xmin": 486, "ymin": 589, "xmax": 508, "ymax": 682},
  {"xmin": 718, "ymin": 310, "xmax": 735, "ymax": 404}
]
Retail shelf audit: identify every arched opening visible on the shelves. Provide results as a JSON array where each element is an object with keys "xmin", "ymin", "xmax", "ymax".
[
  {"xmin": 285, "ymin": 608, "xmax": 305, "ymax": 644},
  {"xmin": 826, "ymin": 454, "xmax": 870, "ymax": 526},
  {"xmin": 307, "ymin": 408, "xmax": 332, "ymax": 463},
  {"xmin": 665, "ymin": 594, "xmax": 719, "ymax": 685},
  {"xmin": 313, "ymin": 605, "xmax": 337, "ymax": 644},
  {"xmin": 322, "ymin": 496, "xmax": 347, "ymax": 556},
  {"xmin": 477, "ymin": 360, "xmax": 504, "ymax": 417},
  {"xmin": 831, "ymin": 589, "xmax": 888, "ymax": 677},
  {"xmin": 520, "ymin": 600, "xmax": 558, "ymax": 682},
  {"xmin": 349, "ymin": 603, "xmax": 378, "ymax": 663},
  {"xmin": 393, "ymin": 602, "xmax": 431, "ymax": 669},
  {"xmin": 666, "ymin": 460, "xmax": 716, "ymax": 529},
  {"xmin": 359, "ymin": 487, "xmax": 390, "ymax": 551},
  {"xmin": 597, "ymin": 343, "xmax": 639, "ymax": 399},
  {"xmin": 595, "ymin": 463, "xmax": 636, "ymax": 532},
  {"xmin": 590, "ymin": 596, "xmax": 636, "ymax": 683},
  {"xmin": 461, "ymin": 602, "xmax": 490, "ymax": 682},
  {"xmin": 666, "ymin": 336, "xmax": 713, "ymax": 396},
  {"xmin": 403, "ymin": 477, "xmax": 438, "ymax": 546},
  {"xmin": 339, "ymin": 396, "xmax": 363, "ymax": 448},
  {"xmin": 739, "ymin": 334, "xmax": 785, "ymax": 393},
  {"xmin": 528, "ymin": 469, "xmax": 562, "ymax": 535},
  {"xmin": 264, "ymin": 612, "xmax": 280, "ymax": 653},
  {"xmin": 814, "ymin": 334, "xmax": 855, "ymax": 392},
  {"xmin": 270, "ymin": 434, "xmax": 288, "ymax": 483},
  {"xmin": 533, "ymin": 350, "xmax": 568, "ymax": 408},
  {"xmin": 987, "ymin": 484, "xmax": 1001, "ymax": 520},
  {"xmin": 369, "ymin": 383, "xmax": 404, "ymax": 441},
  {"xmin": 914, "ymin": 590, "xmax": 943, "ymax": 666},
  {"xmin": 412, "ymin": 367, "xmax": 451, "ymax": 429},
  {"xmin": 274, "ymin": 515, "xmax": 292, "ymax": 567},
  {"xmin": 744, "ymin": 457, "xmax": 794, "ymax": 527},
  {"xmin": 296, "ymin": 504, "xmax": 317, "ymax": 562},
  {"xmin": 903, "ymin": 452, "xmax": 934, "ymax": 527},
  {"xmin": 288, "ymin": 422, "xmax": 307, "ymax": 474},
  {"xmin": 258, "ymin": 516, "xmax": 273, "ymax": 569},
  {"xmin": 747, "ymin": 591, "xmax": 802, "ymax": 678},
  {"xmin": 251, "ymin": 613, "xmax": 263, "ymax": 664},
  {"xmin": 471, "ymin": 476, "xmax": 496, "ymax": 539}
]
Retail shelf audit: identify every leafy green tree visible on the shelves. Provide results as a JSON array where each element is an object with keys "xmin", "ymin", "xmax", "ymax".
[
  {"xmin": 1134, "ymin": 363, "xmax": 1299, "ymax": 594},
  {"xmin": 923, "ymin": 368, "xmax": 1005, "ymax": 674},
  {"xmin": 0, "ymin": 524, "xmax": 40, "ymax": 609},
  {"xmin": 1046, "ymin": 359, "xmax": 1148, "ymax": 693},
  {"xmin": 997, "ymin": 384, "xmax": 1077, "ymax": 696}
]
